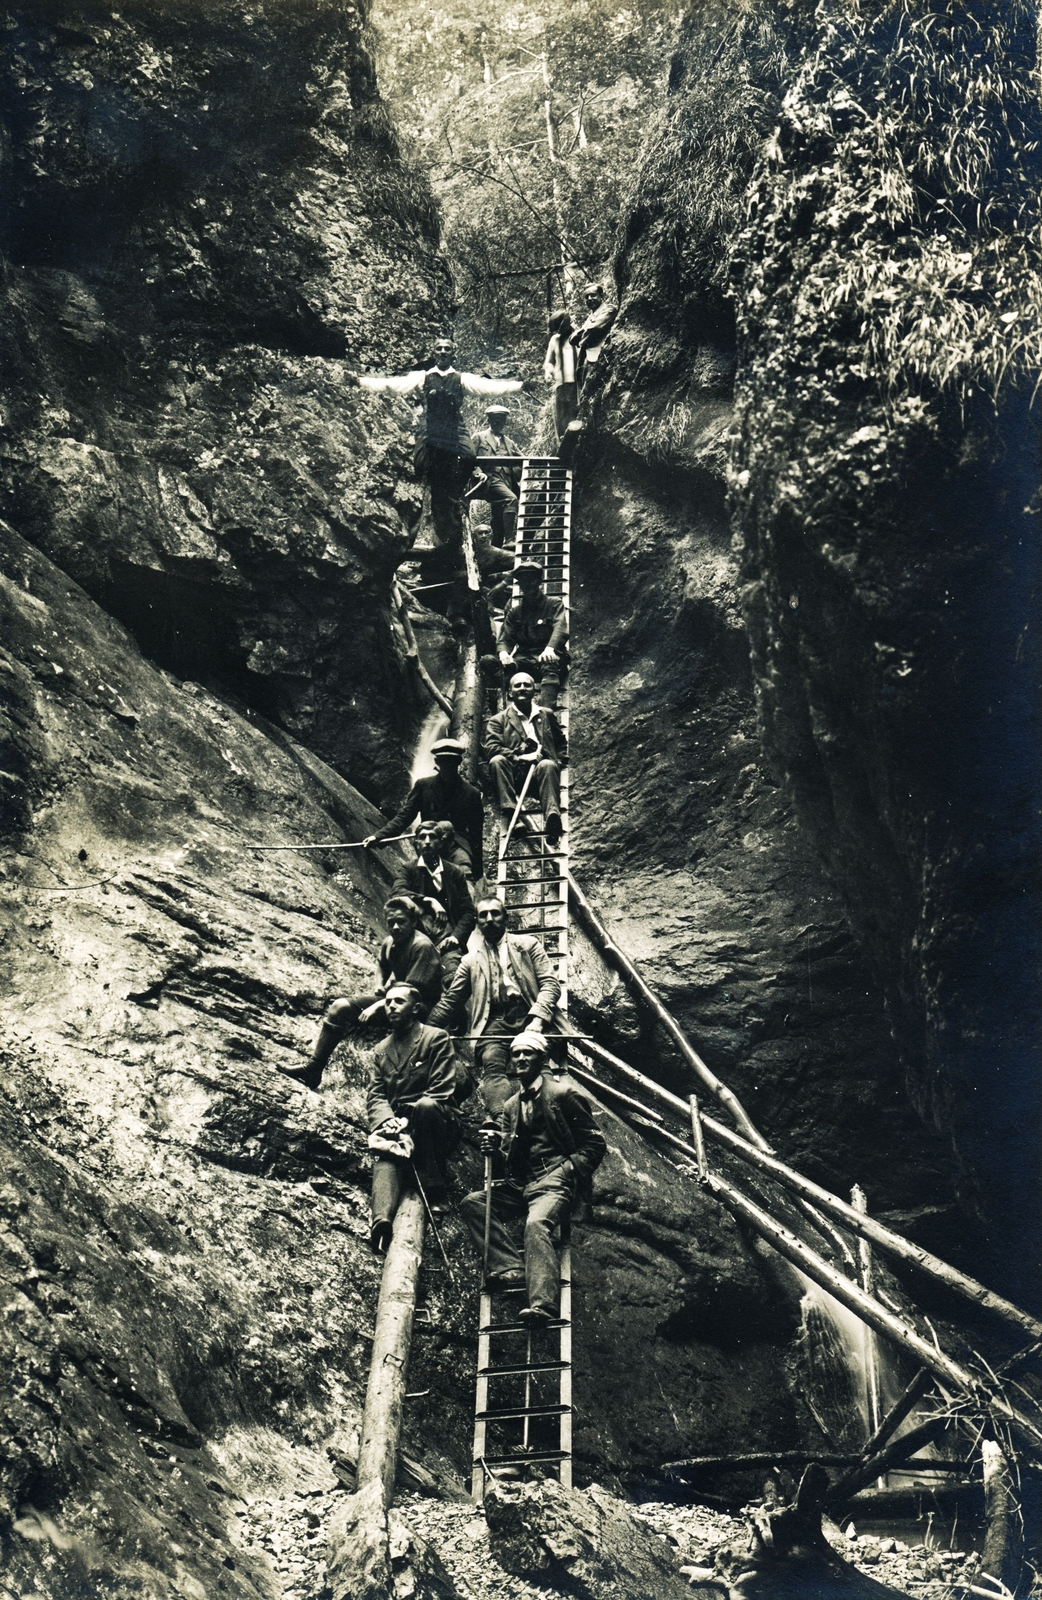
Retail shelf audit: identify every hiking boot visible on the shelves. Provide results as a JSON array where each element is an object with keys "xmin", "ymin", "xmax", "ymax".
[
  {"xmin": 277, "ymin": 1062, "xmax": 322, "ymax": 1091},
  {"xmin": 544, "ymin": 812, "xmax": 563, "ymax": 847},
  {"xmin": 370, "ymin": 1221, "xmax": 393, "ymax": 1255}
]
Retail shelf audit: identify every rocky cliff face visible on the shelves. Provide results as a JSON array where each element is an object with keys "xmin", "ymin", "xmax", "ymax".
[
  {"xmin": 0, "ymin": 5, "xmax": 857, "ymax": 1592},
  {"xmin": 0, "ymin": 525, "xmax": 825, "ymax": 1596},
  {"xmin": 577, "ymin": 0, "xmax": 1041, "ymax": 1302},
  {"xmin": 1, "ymin": 0, "xmax": 454, "ymax": 804},
  {"xmin": 570, "ymin": 5, "xmax": 956, "ymax": 1219}
]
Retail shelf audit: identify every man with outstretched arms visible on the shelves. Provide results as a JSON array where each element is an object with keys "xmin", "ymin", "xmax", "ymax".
[
  {"xmin": 460, "ymin": 1032, "xmax": 606, "ymax": 1321},
  {"xmin": 367, "ymin": 983, "xmax": 461, "ymax": 1254},
  {"xmin": 356, "ymin": 337, "xmax": 526, "ymax": 547},
  {"xmin": 485, "ymin": 671, "xmax": 566, "ymax": 846},
  {"xmin": 428, "ymin": 897, "xmax": 562, "ymax": 1114},
  {"xmin": 364, "ymin": 737, "xmax": 484, "ymax": 880}
]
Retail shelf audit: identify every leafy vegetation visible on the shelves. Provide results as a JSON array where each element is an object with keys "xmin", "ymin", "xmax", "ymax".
[{"xmin": 369, "ymin": 0, "xmax": 686, "ymax": 346}]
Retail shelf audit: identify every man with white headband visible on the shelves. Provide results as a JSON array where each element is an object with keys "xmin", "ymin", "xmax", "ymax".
[{"xmin": 459, "ymin": 1032, "xmax": 606, "ymax": 1323}]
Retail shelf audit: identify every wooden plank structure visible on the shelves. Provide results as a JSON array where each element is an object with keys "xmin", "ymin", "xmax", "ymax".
[{"xmin": 472, "ymin": 454, "xmax": 575, "ymax": 1498}]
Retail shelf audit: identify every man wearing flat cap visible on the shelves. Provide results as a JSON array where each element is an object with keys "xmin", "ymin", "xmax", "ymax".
[
  {"xmin": 470, "ymin": 404, "xmax": 522, "ymax": 548},
  {"xmin": 365, "ymin": 737, "xmax": 485, "ymax": 880},
  {"xmin": 459, "ymin": 1032, "xmax": 607, "ymax": 1322},
  {"xmin": 498, "ymin": 560, "xmax": 569, "ymax": 709},
  {"xmin": 392, "ymin": 819, "xmax": 475, "ymax": 949}
]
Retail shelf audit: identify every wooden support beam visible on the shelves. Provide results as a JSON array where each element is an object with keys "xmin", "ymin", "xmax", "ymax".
[
  {"xmin": 566, "ymin": 874, "xmax": 769, "ymax": 1148},
  {"xmin": 356, "ymin": 1190, "xmax": 427, "ymax": 1506},
  {"xmin": 827, "ymin": 1417, "xmax": 950, "ymax": 1506},
  {"xmin": 565, "ymin": 1032, "xmax": 1042, "ymax": 1346},
  {"xmin": 981, "ymin": 1438, "xmax": 1024, "ymax": 1594},
  {"xmin": 861, "ymin": 1367, "xmax": 932, "ymax": 1459}
]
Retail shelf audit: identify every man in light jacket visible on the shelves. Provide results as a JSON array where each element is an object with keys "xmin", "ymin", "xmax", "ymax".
[
  {"xmin": 428, "ymin": 897, "xmax": 562, "ymax": 1113},
  {"xmin": 484, "ymin": 671, "xmax": 567, "ymax": 847}
]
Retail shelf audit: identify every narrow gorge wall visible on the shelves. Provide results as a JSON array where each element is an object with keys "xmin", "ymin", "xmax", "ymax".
[
  {"xmin": 576, "ymin": 0, "xmax": 1041, "ymax": 1304},
  {"xmin": 1, "ymin": 0, "xmax": 454, "ymax": 803}
]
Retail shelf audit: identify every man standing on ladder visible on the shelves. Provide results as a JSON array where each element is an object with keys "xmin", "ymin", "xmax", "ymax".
[
  {"xmin": 429, "ymin": 898, "xmax": 563, "ymax": 1114},
  {"xmin": 367, "ymin": 983, "xmax": 461, "ymax": 1253},
  {"xmin": 356, "ymin": 339, "xmax": 528, "ymax": 550},
  {"xmin": 469, "ymin": 404, "xmax": 522, "ymax": 548},
  {"xmin": 485, "ymin": 672, "xmax": 566, "ymax": 846},
  {"xmin": 460, "ymin": 1033, "xmax": 606, "ymax": 1321},
  {"xmin": 364, "ymin": 738, "xmax": 484, "ymax": 881}
]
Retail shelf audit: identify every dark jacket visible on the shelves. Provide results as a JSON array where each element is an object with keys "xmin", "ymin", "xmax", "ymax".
[
  {"xmin": 428, "ymin": 931, "xmax": 563, "ymax": 1037},
  {"xmin": 473, "ymin": 427, "xmax": 521, "ymax": 492},
  {"xmin": 499, "ymin": 1072, "xmax": 607, "ymax": 1183},
  {"xmin": 485, "ymin": 703, "xmax": 567, "ymax": 766},
  {"xmin": 374, "ymin": 772, "xmax": 484, "ymax": 872},
  {"xmin": 422, "ymin": 369, "xmax": 472, "ymax": 454},
  {"xmin": 391, "ymin": 858, "xmax": 475, "ymax": 948},
  {"xmin": 501, "ymin": 592, "xmax": 568, "ymax": 657},
  {"xmin": 367, "ymin": 1023, "xmax": 457, "ymax": 1129},
  {"xmin": 377, "ymin": 930, "xmax": 442, "ymax": 1012}
]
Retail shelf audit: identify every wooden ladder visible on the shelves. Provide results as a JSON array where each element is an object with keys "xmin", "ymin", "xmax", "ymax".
[
  {"xmin": 472, "ymin": 456, "xmax": 574, "ymax": 1498},
  {"xmin": 495, "ymin": 456, "xmax": 572, "ymax": 1002},
  {"xmin": 471, "ymin": 1228, "xmax": 572, "ymax": 1498}
]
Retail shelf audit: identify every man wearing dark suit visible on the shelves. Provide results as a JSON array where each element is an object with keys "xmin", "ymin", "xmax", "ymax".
[
  {"xmin": 283, "ymin": 897, "xmax": 441, "ymax": 1091},
  {"xmin": 391, "ymin": 820, "xmax": 475, "ymax": 949},
  {"xmin": 364, "ymin": 738, "xmax": 484, "ymax": 879},
  {"xmin": 367, "ymin": 983, "xmax": 461, "ymax": 1254},
  {"xmin": 497, "ymin": 560, "xmax": 568, "ymax": 708},
  {"xmin": 484, "ymin": 672, "xmax": 566, "ymax": 846},
  {"xmin": 460, "ymin": 1032, "xmax": 607, "ymax": 1321},
  {"xmin": 428, "ymin": 897, "xmax": 563, "ymax": 1113}
]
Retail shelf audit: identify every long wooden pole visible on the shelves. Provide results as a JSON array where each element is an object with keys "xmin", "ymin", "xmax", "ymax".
[
  {"xmin": 355, "ymin": 1191, "xmax": 426, "ymax": 1507},
  {"xmin": 566, "ymin": 874, "xmax": 768, "ymax": 1148},
  {"xmin": 826, "ymin": 1416, "xmax": 952, "ymax": 1506},
  {"xmin": 393, "ymin": 583, "xmax": 453, "ymax": 716},
  {"xmin": 699, "ymin": 1169, "xmax": 1042, "ymax": 1457},
  {"xmin": 576, "ymin": 1061, "xmax": 1042, "ymax": 1457},
  {"xmin": 861, "ymin": 1367, "xmax": 932, "ymax": 1459},
  {"xmin": 566, "ymin": 1034, "xmax": 1042, "ymax": 1344}
]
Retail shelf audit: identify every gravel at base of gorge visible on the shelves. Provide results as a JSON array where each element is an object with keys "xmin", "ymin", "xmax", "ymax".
[{"xmin": 234, "ymin": 1484, "xmax": 988, "ymax": 1600}]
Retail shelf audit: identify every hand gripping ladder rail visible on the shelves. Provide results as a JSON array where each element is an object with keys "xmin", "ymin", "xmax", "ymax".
[{"xmin": 473, "ymin": 456, "xmax": 574, "ymax": 1499}]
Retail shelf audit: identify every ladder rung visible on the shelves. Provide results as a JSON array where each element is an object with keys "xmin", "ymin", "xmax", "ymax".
[
  {"xmin": 477, "ymin": 1450, "xmax": 570, "ymax": 1467},
  {"xmin": 477, "ymin": 1403, "xmax": 571, "ymax": 1421},
  {"xmin": 479, "ymin": 1360, "xmax": 570, "ymax": 1377},
  {"xmin": 480, "ymin": 1317, "xmax": 569, "ymax": 1334}
]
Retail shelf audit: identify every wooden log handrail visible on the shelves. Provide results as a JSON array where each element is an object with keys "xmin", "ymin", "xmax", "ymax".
[
  {"xmin": 566, "ymin": 872, "xmax": 769, "ymax": 1149},
  {"xmin": 566, "ymin": 1033, "xmax": 1042, "ymax": 1344}
]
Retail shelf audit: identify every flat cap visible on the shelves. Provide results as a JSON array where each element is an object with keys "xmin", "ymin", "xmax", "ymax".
[
  {"xmin": 513, "ymin": 560, "xmax": 543, "ymax": 576},
  {"xmin": 485, "ymin": 404, "xmax": 510, "ymax": 416},
  {"xmin": 430, "ymin": 737, "xmax": 467, "ymax": 757}
]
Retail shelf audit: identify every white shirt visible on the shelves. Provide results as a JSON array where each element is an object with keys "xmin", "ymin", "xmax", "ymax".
[
  {"xmin": 497, "ymin": 938, "xmax": 522, "ymax": 999},
  {"xmin": 359, "ymin": 366, "xmax": 524, "ymax": 398}
]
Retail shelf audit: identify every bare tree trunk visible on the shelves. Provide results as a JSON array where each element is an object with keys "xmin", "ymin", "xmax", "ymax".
[{"xmin": 980, "ymin": 1439, "xmax": 1023, "ymax": 1595}]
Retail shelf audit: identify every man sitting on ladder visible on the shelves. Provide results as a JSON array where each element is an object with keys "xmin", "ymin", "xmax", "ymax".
[
  {"xmin": 460, "ymin": 1033, "xmax": 606, "ymax": 1322},
  {"xmin": 367, "ymin": 983, "xmax": 462, "ymax": 1254},
  {"xmin": 485, "ymin": 672, "xmax": 566, "ymax": 846},
  {"xmin": 428, "ymin": 897, "xmax": 563, "ymax": 1115}
]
